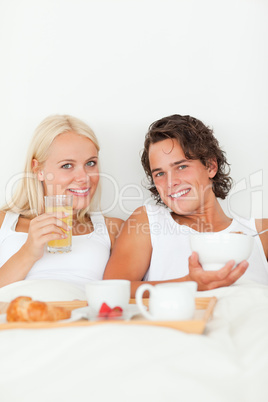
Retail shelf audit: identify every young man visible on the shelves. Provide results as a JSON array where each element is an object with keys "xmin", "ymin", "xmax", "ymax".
[{"xmin": 104, "ymin": 114, "xmax": 268, "ymax": 296}]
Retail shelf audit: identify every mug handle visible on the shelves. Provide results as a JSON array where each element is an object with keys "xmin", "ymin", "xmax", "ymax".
[{"xmin": 135, "ymin": 284, "xmax": 154, "ymax": 320}]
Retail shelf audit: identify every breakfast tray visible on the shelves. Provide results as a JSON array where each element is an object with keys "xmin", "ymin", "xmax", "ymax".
[{"xmin": 0, "ymin": 297, "xmax": 217, "ymax": 334}]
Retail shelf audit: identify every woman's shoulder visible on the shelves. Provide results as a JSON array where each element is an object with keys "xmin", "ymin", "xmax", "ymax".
[
  {"xmin": 0, "ymin": 211, "xmax": 6, "ymax": 228},
  {"xmin": 0, "ymin": 211, "xmax": 28, "ymax": 232}
]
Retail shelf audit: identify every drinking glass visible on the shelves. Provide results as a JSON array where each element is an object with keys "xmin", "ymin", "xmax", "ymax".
[{"xmin": 44, "ymin": 195, "xmax": 73, "ymax": 253}]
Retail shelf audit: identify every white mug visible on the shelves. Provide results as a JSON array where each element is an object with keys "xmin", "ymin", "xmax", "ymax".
[
  {"xmin": 136, "ymin": 282, "xmax": 197, "ymax": 321},
  {"xmin": 85, "ymin": 280, "xmax": 131, "ymax": 313}
]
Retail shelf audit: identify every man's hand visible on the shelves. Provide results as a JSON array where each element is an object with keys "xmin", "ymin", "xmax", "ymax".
[{"xmin": 188, "ymin": 252, "xmax": 249, "ymax": 291}]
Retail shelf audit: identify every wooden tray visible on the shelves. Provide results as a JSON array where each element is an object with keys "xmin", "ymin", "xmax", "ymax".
[{"xmin": 0, "ymin": 297, "xmax": 217, "ymax": 333}]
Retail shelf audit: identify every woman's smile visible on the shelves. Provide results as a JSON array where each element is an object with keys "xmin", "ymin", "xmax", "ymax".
[{"xmin": 68, "ymin": 187, "xmax": 91, "ymax": 197}]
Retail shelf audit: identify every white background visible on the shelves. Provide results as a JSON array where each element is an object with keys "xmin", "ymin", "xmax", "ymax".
[{"xmin": 0, "ymin": 0, "xmax": 267, "ymax": 221}]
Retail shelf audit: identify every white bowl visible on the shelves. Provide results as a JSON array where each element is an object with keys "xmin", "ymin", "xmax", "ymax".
[{"xmin": 189, "ymin": 232, "xmax": 254, "ymax": 271}]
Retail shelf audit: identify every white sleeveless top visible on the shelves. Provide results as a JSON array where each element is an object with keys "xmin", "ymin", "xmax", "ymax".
[
  {"xmin": 143, "ymin": 205, "xmax": 268, "ymax": 285},
  {"xmin": 0, "ymin": 212, "xmax": 111, "ymax": 289}
]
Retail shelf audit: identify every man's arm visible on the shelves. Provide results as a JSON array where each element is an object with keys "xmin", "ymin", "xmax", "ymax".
[{"xmin": 104, "ymin": 206, "xmax": 153, "ymax": 283}]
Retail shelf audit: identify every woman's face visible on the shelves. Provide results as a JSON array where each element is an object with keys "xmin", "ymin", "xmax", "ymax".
[
  {"xmin": 148, "ymin": 138, "xmax": 217, "ymax": 215},
  {"xmin": 37, "ymin": 131, "xmax": 99, "ymax": 212}
]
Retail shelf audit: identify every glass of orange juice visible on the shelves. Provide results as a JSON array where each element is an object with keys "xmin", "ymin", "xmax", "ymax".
[{"xmin": 44, "ymin": 195, "xmax": 73, "ymax": 253}]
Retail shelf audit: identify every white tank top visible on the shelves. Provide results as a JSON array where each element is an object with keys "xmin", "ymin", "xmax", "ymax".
[
  {"xmin": 143, "ymin": 204, "xmax": 268, "ymax": 285},
  {"xmin": 0, "ymin": 212, "xmax": 111, "ymax": 289}
]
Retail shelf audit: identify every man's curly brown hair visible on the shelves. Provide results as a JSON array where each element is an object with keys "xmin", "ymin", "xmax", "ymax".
[{"xmin": 141, "ymin": 114, "xmax": 232, "ymax": 204}]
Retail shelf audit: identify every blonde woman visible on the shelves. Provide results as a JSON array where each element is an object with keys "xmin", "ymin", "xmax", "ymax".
[{"xmin": 0, "ymin": 115, "xmax": 123, "ymax": 289}]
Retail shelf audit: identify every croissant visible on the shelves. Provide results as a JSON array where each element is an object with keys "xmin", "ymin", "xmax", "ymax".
[{"xmin": 6, "ymin": 296, "xmax": 71, "ymax": 322}]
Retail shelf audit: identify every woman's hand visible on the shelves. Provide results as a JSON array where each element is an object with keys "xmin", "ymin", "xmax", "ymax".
[
  {"xmin": 21, "ymin": 212, "xmax": 70, "ymax": 262},
  {"xmin": 188, "ymin": 251, "xmax": 249, "ymax": 290}
]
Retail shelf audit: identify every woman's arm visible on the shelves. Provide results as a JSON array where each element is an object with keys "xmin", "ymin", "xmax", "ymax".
[{"xmin": 0, "ymin": 211, "xmax": 70, "ymax": 287}]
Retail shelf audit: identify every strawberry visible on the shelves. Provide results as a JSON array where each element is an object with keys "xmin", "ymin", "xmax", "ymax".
[
  {"xmin": 108, "ymin": 306, "xmax": 123, "ymax": 319},
  {"xmin": 98, "ymin": 302, "xmax": 112, "ymax": 318}
]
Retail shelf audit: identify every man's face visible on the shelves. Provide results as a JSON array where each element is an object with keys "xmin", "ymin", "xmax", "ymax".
[{"xmin": 148, "ymin": 138, "xmax": 217, "ymax": 215}]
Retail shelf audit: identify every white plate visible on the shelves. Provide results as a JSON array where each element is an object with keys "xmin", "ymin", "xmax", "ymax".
[
  {"xmin": 71, "ymin": 304, "xmax": 141, "ymax": 321},
  {"xmin": 0, "ymin": 304, "xmax": 141, "ymax": 324}
]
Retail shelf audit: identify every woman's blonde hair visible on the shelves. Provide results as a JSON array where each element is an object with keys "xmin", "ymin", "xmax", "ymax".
[{"xmin": 2, "ymin": 115, "xmax": 101, "ymax": 222}]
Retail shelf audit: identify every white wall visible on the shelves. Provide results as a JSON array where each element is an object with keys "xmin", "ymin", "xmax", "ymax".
[{"xmin": 0, "ymin": 0, "xmax": 267, "ymax": 220}]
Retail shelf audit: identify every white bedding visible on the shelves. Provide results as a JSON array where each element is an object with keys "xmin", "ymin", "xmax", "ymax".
[{"xmin": 0, "ymin": 279, "xmax": 267, "ymax": 402}]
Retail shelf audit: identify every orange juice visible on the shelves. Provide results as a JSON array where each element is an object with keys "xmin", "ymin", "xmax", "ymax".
[
  {"xmin": 44, "ymin": 195, "xmax": 73, "ymax": 253},
  {"xmin": 47, "ymin": 206, "xmax": 73, "ymax": 251}
]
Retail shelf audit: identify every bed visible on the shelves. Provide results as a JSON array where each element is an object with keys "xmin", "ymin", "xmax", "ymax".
[{"xmin": 0, "ymin": 279, "xmax": 267, "ymax": 402}]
